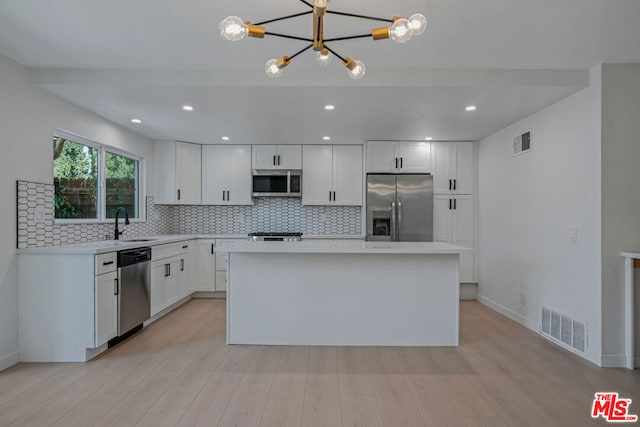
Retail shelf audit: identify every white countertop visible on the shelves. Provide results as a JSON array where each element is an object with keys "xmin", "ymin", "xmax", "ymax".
[
  {"xmin": 17, "ymin": 234, "xmax": 367, "ymax": 255},
  {"xmin": 16, "ymin": 234, "xmax": 240, "ymax": 255},
  {"xmin": 621, "ymin": 252, "xmax": 640, "ymax": 258},
  {"xmin": 225, "ymin": 240, "xmax": 471, "ymax": 255}
]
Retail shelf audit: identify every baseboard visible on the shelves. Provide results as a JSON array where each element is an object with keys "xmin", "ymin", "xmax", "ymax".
[
  {"xmin": 193, "ymin": 291, "xmax": 226, "ymax": 299},
  {"xmin": 0, "ymin": 351, "xmax": 19, "ymax": 372},
  {"xmin": 601, "ymin": 354, "xmax": 627, "ymax": 368},
  {"xmin": 477, "ymin": 294, "xmax": 539, "ymax": 331}
]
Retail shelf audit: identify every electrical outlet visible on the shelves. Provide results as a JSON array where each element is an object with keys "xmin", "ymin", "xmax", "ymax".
[
  {"xmin": 570, "ymin": 226, "xmax": 578, "ymax": 243},
  {"xmin": 34, "ymin": 206, "xmax": 45, "ymax": 224},
  {"xmin": 520, "ymin": 292, "xmax": 526, "ymax": 306}
]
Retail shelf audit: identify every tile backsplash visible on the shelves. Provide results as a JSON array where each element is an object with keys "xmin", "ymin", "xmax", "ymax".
[
  {"xmin": 170, "ymin": 197, "xmax": 361, "ymax": 235},
  {"xmin": 17, "ymin": 180, "xmax": 362, "ymax": 248},
  {"xmin": 17, "ymin": 181, "xmax": 172, "ymax": 249}
]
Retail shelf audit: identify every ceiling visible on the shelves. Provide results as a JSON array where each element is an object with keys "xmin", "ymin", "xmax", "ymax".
[{"xmin": 1, "ymin": 0, "xmax": 640, "ymax": 144}]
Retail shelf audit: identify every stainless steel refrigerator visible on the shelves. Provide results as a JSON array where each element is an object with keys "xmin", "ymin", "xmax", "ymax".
[{"xmin": 366, "ymin": 174, "xmax": 433, "ymax": 242}]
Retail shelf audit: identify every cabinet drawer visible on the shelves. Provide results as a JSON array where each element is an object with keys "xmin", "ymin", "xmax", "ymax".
[
  {"xmin": 95, "ymin": 252, "xmax": 117, "ymax": 275},
  {"xmin": 215, "ymin": 253, "xmax": 228, "ymax": 271},
  {"xmin": 152, "ymin": 243, "xmax": 181, "ymax": 261},
  {"xmin": 180, "ymin": 240, "xmax": 193, "ymax": 254},
  {"xmin": 215, "ymin": 270, "xmax": 227, "ymax": 292}
]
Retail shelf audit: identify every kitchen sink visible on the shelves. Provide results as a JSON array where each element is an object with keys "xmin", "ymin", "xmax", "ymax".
[{"xmin": 121, "ymin": 238, "xmax": 157, "ymax": 242}]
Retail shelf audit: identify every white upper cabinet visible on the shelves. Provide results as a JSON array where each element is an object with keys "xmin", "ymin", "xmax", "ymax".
[
  {"xmin": 303, "ymin": 145, "xmax": 363, "ymax": 206},
  {"xmin": 202, "ymin": 145, "xmax": 252, "ymax": 205},
  {"xmin": 366, "ymin": 141, "xmax": 430, "ymax": 173},
  {"xmin": 153, "ymin": 141, "xmax": 202, "ymax": 205},
  {"xmin": 302, "ymin": 145, "xmax": 333, "ymax": 205},
  {"xmin": 431, "ymin": 142, "xmax": 474, "ymax": 194},
  {"xmin": 252, "ymin": 145, "xmax": 302, "ymax": 170}
]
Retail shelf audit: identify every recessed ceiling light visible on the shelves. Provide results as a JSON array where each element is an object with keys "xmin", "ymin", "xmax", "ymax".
[
  {"xmin": 424, "ymin": 137, "xmax": 433, "ymax": 141},
  {"xmin": 222, "ymin": 136, "xmax": 230, "ymax": 141},
  {"xmin": 465, "ymin": 105, "xmax": 477, "ymax": 111},
  {"xmin": 323, "ymin": 136, "xmax": 331, "ymax": 141},
  {"xmin": 130, "ymin": 118, "xmax": 142, "ymax": 124},
  {"xmin": 183, "ymin": 105, "xmax": 194, "ymax": 111},
  {"xmin": 324, "ymin": 105, "xmax": 335, "ymax": 111}
]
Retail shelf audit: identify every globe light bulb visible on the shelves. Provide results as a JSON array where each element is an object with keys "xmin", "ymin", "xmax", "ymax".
[
  {"xmin": 389, "ymin": 18, "xmax": 413, "ymax": 43},
  {"xmin": 219, "ymin": 16, "xmax": 247, "ymax": 41},
  {"xmin": 347, "ymin": 60, "xmax": 366, "ymax": 80},
  {"xmin": 408, "ymin": 13, "xmax": 427, "ymax": 36},
  {"xmin": 265, "ymin": 59, "xmax": 283, "ymax": 78},
  {"xmin": 316, "ymin": 49, "xmax": 332, "ymax": 66},
  {"xmin": 314, "ymin": 0, "xmax": 327, "ymax": 8}
]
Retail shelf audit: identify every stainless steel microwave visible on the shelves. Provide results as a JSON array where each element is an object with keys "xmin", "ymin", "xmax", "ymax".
[{"xmin": 252, "ymin": 170, "xmax": 302, "ymax": 197}]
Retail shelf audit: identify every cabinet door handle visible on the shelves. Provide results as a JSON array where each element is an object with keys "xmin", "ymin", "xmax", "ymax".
[
  {"xmin": 395, "ymin": 157, "xmax": 398, "ymax": 169},
  {"xmin": 177, "ymin": 189, "xmax": 181, "ymax": 200},
  {"xmin": 181, "ymin": 259, "xmax": 185, "ymax": 271},
  {"xmin": 103, "ymin": 260, "xmax": 114, "ymax": 266},
  {"xmin": 333, "ymin": 191, "xmax": 336, "ymax": 201},
  {"xmin": 449, "ymin": 180, "xmax": 452, "ymax": 190},
  {"xmin": 182, "ymin": 245, "xmax": 188, "ymax": 249},
  {"xmin": 211, "ymin": 243, "xmax": 215, "ymax": 254},
  {"xmin": 227, "ymin": 191, "xmax": 230, "ymax": 201},
  {"xmin": 329, "ymin": 191, "xmax": 332, "ymax": 201},
  {"xmin": 449, "ymin": 199, "xmax": 452, "ymax": 210},
  {"xmin": 454, "ymin": 198, "xmax": 457, "ymax": 210},
  {"xmin": 273, "ymin": 155, "xmax": 276, "ymax": 166},
  {"xmin": 165, "ymin": 264, "xmax": 170, "ymax": 277},
  {"xmin": 277, "ymin": 155, "xmax": 281, "ymax": 166},
  {"xmin": 114, "ymin": 278, "xmax": 118, "ymax": 295},
  {"xmin": 400, "ymin": 157, "xmax": 403, "ymax": 169},
  {"xmin": 454, "ymin": 179, "xmax": 457, "ymax": 191}
]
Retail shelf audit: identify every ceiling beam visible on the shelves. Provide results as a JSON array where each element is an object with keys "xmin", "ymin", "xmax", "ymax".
[{"xmin": 27, "ymin": 67, "xmax": 589, "ymax": 89}]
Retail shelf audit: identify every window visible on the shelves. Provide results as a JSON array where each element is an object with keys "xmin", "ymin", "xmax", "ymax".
[
  {"xmin": 53, "ymin": 138, "xmax": 99, "ymax": 219},
  {"xmin": 105, "ymin": 151, "xmax": 139, "ymax": 219},
  {"xmin": 53, "ymin": 132, "xmax": 144, "ymax": 221}
]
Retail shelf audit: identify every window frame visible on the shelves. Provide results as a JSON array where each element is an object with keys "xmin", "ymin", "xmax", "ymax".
[{"xmin": 53, "ymin": 130, "xmax": 146, "ymax": 224}]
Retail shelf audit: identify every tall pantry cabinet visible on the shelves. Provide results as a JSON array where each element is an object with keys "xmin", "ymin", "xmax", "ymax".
[{"xmin": 431, "ymin": 142, "xmax": 476, "ymax": 283}]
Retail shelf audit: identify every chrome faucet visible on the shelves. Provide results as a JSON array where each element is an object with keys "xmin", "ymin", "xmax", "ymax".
[{"xmin": 114, "ymin": 207, "xmax": 130, "ymax": 240}]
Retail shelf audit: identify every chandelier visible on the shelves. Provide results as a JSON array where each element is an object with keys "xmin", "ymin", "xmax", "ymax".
[{"xmin": 219, "ymin": 0, "xmax": 427, "ymax": 80}]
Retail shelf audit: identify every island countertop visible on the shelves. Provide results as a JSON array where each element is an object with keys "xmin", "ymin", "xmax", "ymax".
[{"xmin": 223, "ymin": 240, "xmax": 471, "ymax": 255}]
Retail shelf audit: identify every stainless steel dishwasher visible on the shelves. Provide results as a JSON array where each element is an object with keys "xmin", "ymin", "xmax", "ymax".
[{"xmin": 117, "ymin": 247, "xmax": 152, "ymax": 338}]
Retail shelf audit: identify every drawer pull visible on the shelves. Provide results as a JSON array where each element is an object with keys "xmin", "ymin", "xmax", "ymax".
[{"xmin": 102, "ymin": 261, "xmax": 114, "ymax": 266}]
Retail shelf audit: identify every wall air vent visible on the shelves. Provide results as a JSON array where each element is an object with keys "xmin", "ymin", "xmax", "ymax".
[
  {"xmin": 540, "ymin": 306, "xmax": 586, "ymax": 353},
  {"xmin": 513, "ymin": 131, "xmax": 532, "ymax": 155}
]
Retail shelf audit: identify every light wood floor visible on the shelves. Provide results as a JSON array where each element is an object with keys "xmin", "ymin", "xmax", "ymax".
[{"xmin": 1, "ymin": 299, "xmax": 639, "ymax": 427}]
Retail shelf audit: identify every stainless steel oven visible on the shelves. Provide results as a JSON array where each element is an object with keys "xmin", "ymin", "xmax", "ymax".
[{"xmin": 252, "ymin": 170, "xmax": 302, "ymax": 197}]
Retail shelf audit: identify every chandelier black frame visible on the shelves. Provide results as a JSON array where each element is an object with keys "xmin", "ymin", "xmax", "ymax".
[{"xmin": 219, "ymin": 0, "xmax": 427, "ymax": 79}]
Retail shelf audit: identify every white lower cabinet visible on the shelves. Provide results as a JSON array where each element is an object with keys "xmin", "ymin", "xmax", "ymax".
[
  {"xmin": 150, "ymin": 242, "xmax": 186, "ymax": 316},
  {"xmin": 215, "ymin": 252, "xmax": 228, "ymax": 291},
  {"xmin": 94, "ymin": 270, "xmax": 118, "ymax": 347},
  {"xmin": 179, "ymin": 240, "xmax": 195, "ymax": 297},
  {"xmin": 434, "ymin": 195, "xmax": 475, "ymax": 282},
  {"xmin": 195, "ymin": 239, "xmax": 217, "ymax": 291}
]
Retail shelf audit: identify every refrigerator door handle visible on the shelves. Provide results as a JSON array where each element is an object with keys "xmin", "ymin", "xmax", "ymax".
[
  {"xmin": 391, "ymin": 201, "xmax": 397, "ymax": 241},
  {"xmin": 397, "ymin": 201, "xmax": 402, "ymax": 241}
]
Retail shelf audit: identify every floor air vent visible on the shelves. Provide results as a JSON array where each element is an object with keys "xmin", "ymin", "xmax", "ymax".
[{"xmin": 540, "ymin": 306, "xmax": 586, "ymax": 353}]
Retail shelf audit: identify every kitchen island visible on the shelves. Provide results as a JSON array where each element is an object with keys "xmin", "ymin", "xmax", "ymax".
[{"xmin": 224, "ymin": 240, "xmax": 471, "ymax": 347}]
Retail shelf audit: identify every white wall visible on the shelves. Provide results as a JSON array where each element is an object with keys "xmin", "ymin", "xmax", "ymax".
[
  {"xmin": 601, "ymin": 64, "xmax": 640, "ymax": 366},
  {"xmin": 477, "ymin": 66, "xmax": 602, "ymax": 365},
  {"xmin": 0, "ymin": 54, "xmax": 153, "ymax": 371}
]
